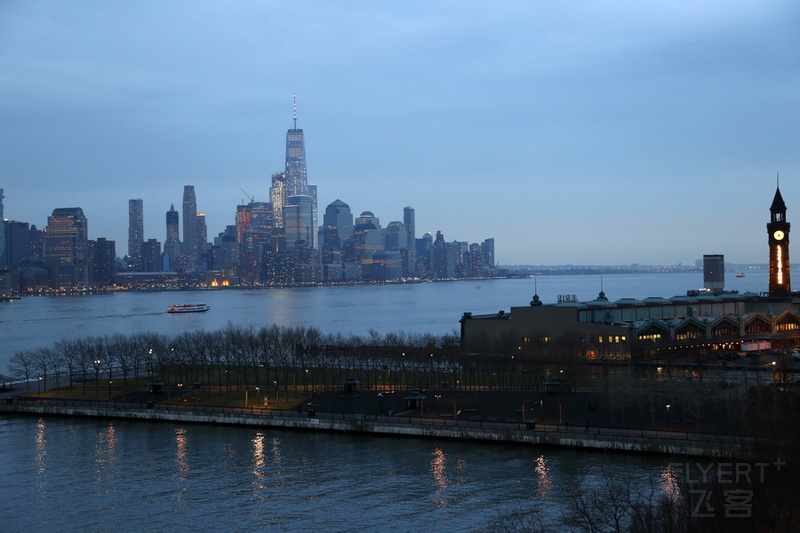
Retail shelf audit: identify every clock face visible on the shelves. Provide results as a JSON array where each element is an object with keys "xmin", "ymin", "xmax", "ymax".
[{"xmin": 774, "ymin": 230, "xmax": 785, "ymax": 241}]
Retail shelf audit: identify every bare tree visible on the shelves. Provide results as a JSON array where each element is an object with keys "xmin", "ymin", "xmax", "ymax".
[{"xmin": 9, "ymin": 350, "xmax": 35, "ymax": 394}]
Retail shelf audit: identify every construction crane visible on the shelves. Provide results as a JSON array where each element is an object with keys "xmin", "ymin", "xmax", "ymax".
[{"xmin": 240, "ymin": 188, "xmax": 254, "ymax": 204}]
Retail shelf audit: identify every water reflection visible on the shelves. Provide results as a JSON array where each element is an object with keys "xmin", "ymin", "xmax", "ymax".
[
  {"xmin": 174, "ymin": 426, "xmax": 189, "ymax": 499},
  {"xmin": 535, "ymin": 455, "xmax": 552, "ymax": 499},
  {"xmin": 661, "ymin": 464, "xmax": 680, "ymax": 504},
  {"xmin": 252, "ymin": 432, "xmax": 266, "ymax": 480},
  {"xmin": 431, "ymin": 447, "xmax": 448, "ymax": 491},
  {"xmin": 93, "ymin": 423, "xmax": 118, "ymax": 485},
  {"xmin": 252, "ymin": 432, "xmax": 267, "ymax": 500},
  {"xmin": 271, "ymin": 436, "xmax": 284, "ymax": 478},
  {"xmin": 35, "ymin": 418, "xmax": 47, "ymax": 495},
  {"xmin": 430, "ymin": 447, "xmax": 452, "ymax": 508}
]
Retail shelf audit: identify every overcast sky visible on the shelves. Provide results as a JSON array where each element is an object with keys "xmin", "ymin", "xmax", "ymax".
[{"xmin": 2, "ymin": 1, "xmax": 799, "ymax": 265}]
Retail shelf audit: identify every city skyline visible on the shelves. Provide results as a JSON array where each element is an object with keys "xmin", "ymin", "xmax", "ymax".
[{"xmin": 2, "ymin": 2, "xmax": 799, "ymax": 265}]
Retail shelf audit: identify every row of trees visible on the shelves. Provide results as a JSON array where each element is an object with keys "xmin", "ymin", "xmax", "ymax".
[
  {"xmin": 9, "ymin": 323, "xmax": 797, "ymax": 438},
  {"xmin": 8, "ymin": 324, "xmax": 621, "ymax": 398},
  {"xmin": 8, "ymin": 325, "xmax": 468, "ymax": 397}
]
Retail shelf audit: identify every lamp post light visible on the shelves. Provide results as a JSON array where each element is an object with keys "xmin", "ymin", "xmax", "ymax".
[
  {"xmin": 378, "ymin": 392, "xmax": 384, "ymax": 415},
  {"xmin": 666, "ymin": 404, "xmax": 671, "ymax": 430},
  {"xmin": 148, "ymin": 349, "xmax": 154, "ymax": 391},
  {"xmin": 255, "ymin": 387, "xmax": 260, "ymax": 408},
  {"xmin": 401, "ymin": 353, "xmax": 406, "ymax": 389},
  {"xmin": 94, "ymin": 359, "xmax": 101, "ymax": 399}
]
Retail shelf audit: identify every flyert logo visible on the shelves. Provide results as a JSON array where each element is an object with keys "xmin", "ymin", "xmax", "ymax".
[{"xmin": 667, "ymin": 458, "xmax": 786, "ymax": 519}]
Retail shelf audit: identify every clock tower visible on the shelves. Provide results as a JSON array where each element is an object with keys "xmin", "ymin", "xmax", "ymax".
[{"xmin": 768, "ymin": 185, "xmax": 791, "ymax": 296}]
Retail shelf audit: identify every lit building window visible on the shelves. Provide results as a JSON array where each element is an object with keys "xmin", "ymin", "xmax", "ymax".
[
  {"xmin": 676, "ymin": 330, "xmax": 703, "ymax": 341},
  {"xmin": 638, "ymin": 333, "xmax": 662, "ymax": 342}
]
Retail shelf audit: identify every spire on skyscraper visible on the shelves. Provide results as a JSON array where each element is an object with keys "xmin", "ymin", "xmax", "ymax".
[{"xmin": 284, "ymin": 94, "xmax": 308, "ymax": 197}]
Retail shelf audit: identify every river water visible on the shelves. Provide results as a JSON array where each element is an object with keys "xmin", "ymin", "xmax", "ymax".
[
  {"xmin": 0, "ymin": 270, "xmax": 769, "ymax": 366},
  {"xmin": 0, "ymin": 272, "xmax": 769, "ymax": 531},
  {"xmin": 1, "ymin": 415, "xmax": 668, "ymax": 532}
]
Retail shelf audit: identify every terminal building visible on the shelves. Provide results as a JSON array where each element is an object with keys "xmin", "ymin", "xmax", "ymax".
[{"xmin": 460, "ymin": 186, "xmax": 800, "ymax": 360}]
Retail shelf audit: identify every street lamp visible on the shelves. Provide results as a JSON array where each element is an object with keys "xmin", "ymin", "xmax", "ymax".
[
  {"xmin": 402, "ymin": 353, "xmax": 406, "ymax": 389},
  {"xmin": 148, "ymin": 349, "xmax": 154, "ymax": 388},
  {"xmin": 94, "ymin": 359, "xmax": 101, "ymax": 399},
  {"xmin": 378, "ymin": 392, "xmax": 384, "ymax": 415},
  {"xmin": 255, "ymin": 387, "xmax": 260, "ymax": 408},
  {"xmin": 666, "ymin": 404, "xmax": 671, "ymax": 430}
]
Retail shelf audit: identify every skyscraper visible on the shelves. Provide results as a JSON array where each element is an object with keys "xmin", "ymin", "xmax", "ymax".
[
  {"xmin": 284, "ymin": 91, "xmax": 308, "ymax": 197},
  {"xmin": 249, "ymin": 202, "xmax": 273, "ymax": 249},
  {"xmin": 4, "ymin": 221, "xmax": 30, "ymax": 268},
  {"xmin": 165, "ymin": 203, "xmax": 180, "ymax": 270},
  {"xmin": 182, "ymin": 185, "xmax": 197, "ymax": 255},
  {"xmin": 182, "ymin": 185, "xmax": 202, "ymax": 271},
  {"xmin": 236, "ymin": 204, "xmax": 253, "ymax": 246},
  {"xmin": 89, "ymin": 237, "xmax": 116, "ymax": 285},
  {"xmin": 45, "ymin": 207, "xmax": 89, "ymax": 289},
  {"xmin": 307, "ymin": 184, "xmax": 318, "ymax": 250},
  {"xmin": 703, "ymin": 254, "xmax": 725, "ymax": 293},
  {"xmin": 197, "ymin": 212, "xmax": 207, "ymax": 268},
  {"xmin": 353, "ymin": 211, "xmax": 382, "ymax": 278},
  {"xmin": 322, "ymin": 200, "xmax": 353, "ymax": 250},
  {"xmin": 128, "ymin": 199, "xmax": 144, "ymax": 270},
  {"xmin": 280, "ymin": 91, "xmax": 317, "ymax": 250},
  {"xmin": 384, "ymin": 221, "xmax": 407, "ymax": 250},
  {"xmin": 431, "ymin": 231, "xmax": 449, "ymax": 278},
  {"xmin": 166, "ymin": 203, "xmax": 179, "ymax": 245},
  {"xmin": 284, "ymin": 195, "xmax": 314, "ymax": 247},
  {"xmin": 403, "ymin": 206, "xmax": 416, "ymax": 276},
  {"xmin": 239, "ymin": 201, "xmax": 273, "ymax": 282},
  {"xmin": 141, "ymin": 239, "xmax": 162, "ymax": 272},
  {"xmin": 270, "ymin": 172, "xmax": 286, "ymax": 229}
]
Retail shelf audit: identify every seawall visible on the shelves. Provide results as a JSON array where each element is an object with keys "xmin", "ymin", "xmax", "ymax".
[{"xmin": 0, "ymin": 401, "xmax": 757, "ymax": 459}]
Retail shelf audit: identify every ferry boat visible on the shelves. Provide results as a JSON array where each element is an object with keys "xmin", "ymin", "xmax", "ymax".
[
  {"xmin": 167, "ymin": 303, "xmax": 210, "ymax": 314},
  {"xmin": 736, "ymin": 272, "xmax": 745, "ymax": 278}
]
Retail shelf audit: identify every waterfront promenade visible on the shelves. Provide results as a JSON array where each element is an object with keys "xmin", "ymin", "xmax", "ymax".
[{"xmin": 0, "ymin": 391, "xmax": 760, "ymax": 459}]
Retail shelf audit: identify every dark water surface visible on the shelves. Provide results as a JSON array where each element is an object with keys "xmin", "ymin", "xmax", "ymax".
[{"xmin": 0, "ymin": 415, "xmax": 668, "ymax": 532}]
